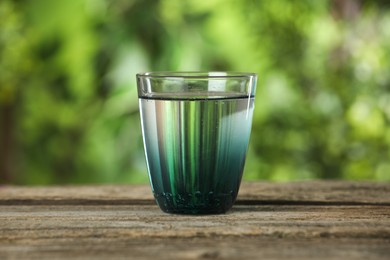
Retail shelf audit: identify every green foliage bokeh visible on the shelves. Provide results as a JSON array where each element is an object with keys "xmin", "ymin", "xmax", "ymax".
[{"xmin": 0, "ymin": 0, "xmax": 389, "ymax": 184}]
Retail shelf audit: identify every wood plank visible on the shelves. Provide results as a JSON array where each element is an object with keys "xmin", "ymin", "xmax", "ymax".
[
  {"xmin": 0, "ymin": 236, "xmax": 389, "ymax": 260},
  {"xmin": 0, "ymin": 181, "xmax": 389, "ymax": 205},
  {"xmin": 0, "ymin": 204, "xmax": 389, "ymax": 259},
  {"xmin": 1, "ymin": 205, "xmax": 389, "ymax": 239}
]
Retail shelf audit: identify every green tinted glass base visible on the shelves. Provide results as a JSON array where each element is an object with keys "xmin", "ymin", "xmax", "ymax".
[{"xmin": 154, "ymin": 191, "xmax": 236, "ymax": 214}]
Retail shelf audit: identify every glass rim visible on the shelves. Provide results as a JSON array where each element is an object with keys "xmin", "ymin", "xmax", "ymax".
[{"xmin": 136, "ymin": 71, "xmax": 257, "ymax": 79}]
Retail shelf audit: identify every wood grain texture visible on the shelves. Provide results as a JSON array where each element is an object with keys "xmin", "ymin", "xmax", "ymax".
[
  {"xmin": 0, "ymin": 181, "xmax": 389, "ymax": 259},
  {"xmin": 1, "ymin": 181, "xmax": 389, "ymax": 205}
]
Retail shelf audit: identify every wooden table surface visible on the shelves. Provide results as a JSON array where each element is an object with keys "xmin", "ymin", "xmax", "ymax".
[{"xmin": 0, "ymin": 181, "xmax": 389, "ymax": 259}]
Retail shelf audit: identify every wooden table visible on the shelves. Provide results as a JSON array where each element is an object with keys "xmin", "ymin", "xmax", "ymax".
[{"xmin": 0, "ymin": 181, "xmax": 389, "ymax": 259}]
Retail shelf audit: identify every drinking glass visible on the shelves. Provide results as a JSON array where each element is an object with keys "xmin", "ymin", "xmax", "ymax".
[{"xmin": 137, "ymin": 72, "xmax": 257, "ymax": 214}]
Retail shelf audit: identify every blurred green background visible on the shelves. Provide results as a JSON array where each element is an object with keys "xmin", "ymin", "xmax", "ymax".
[{"xmin": 0, "ymin": 0, "xmax": 389, "ymax": 184}]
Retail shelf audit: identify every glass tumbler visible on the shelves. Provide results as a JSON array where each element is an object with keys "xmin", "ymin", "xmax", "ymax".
[{"xmin": 136, "ymin": 72, "xmax": 257, "ymax": 214}]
